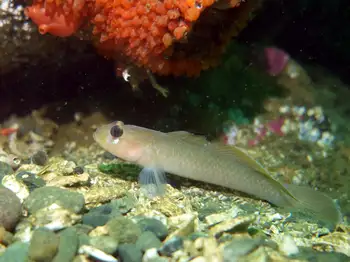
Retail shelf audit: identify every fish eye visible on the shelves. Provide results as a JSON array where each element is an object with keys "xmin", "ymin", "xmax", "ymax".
[{"xmin": 110, "ymin": 125, "xmax": 123, "ymax": 138}]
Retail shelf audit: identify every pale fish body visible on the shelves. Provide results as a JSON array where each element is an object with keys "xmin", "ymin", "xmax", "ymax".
[{"xmin": 94, "ymin": 121, "xmax": 341, "ymax": 227}]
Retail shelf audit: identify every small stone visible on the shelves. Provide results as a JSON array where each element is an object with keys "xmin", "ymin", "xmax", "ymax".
[
  {"xmin": 31, "ymin": 150, "xmax": 48, "ymax": 166},
  {"xmin": 223, "ymin": 237, "xmax": 263, "ymax": 261},
  {"xmin": 118, "ymin": 243, "xmax": 143, "ymax": 262},
  {"xmin": 0, "ymin": 186, "xmax": 22, "ymax": 231},
  {"xmin": 159, "ymin": 236, "xmax": 184, "ymax": 256},
  {"xmin": 110, "ymin": 193, "xmax": 136, "ymax": 214},
  {"xmin": 52, "ymin": 228, "xmax": 79, "ymax": 262},
  {"xmin": 89, "ymin": 236, "xmax": 119, "ymax": 254},
  {"xmin": 2, "ymin": 174, "xmax": 30, "ymax": 202},
  {"xmin": 0, "ymin": 162, "xmax": 13, "ymax": 181},
  {"xmin": 29, "ymin": 204, "xmax": 81, "ymax": 230},
  {"xmin": 136, "ymin": 231, "xmax": 162, "ymax": 252},
  {"xmin": 209, "ymin": 215, "xmax": 256, "ymax": 238},
  {"xmin": 82, "ymin": 203, "xmax": 121, "ymax": 227},
  {"xmin": 107, "ymin": 217, "xmax": 142, "ymax": 244},
  {"xmin": 0, "ymin": 241, "xmax": 29, "ymax": 262},
  {"xmin": 16, "ymin": 171, "xmax": 45, "ymax": 191},
  {"xmin": 279, "ymin": 234, "xmax": 299, "ymax": 256},
  {"xmin": 28, "ymin": 228, "xmax": 60, "ymax": 261},
  {"xmin": 137, "ymin": 218, "xmax": 168, "ymax": 241},
  {"xmin": 73, "ymin": 166, "xmax": 84, "ymax": 174},
  {"xmin": 24, "ymin": 186, "xmax": 85, "ymax": 214},
  {"xmin": 143, "ymin": 248, "xmax": 169, "ymax": 262}
]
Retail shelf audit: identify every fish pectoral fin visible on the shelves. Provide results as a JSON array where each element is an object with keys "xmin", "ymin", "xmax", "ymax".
[{"xmin": 138, "ymin": 167, "xmax": 168, "ymax": 198}]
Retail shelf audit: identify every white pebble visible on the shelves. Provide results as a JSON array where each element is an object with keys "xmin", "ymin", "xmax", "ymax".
[{"xmin": 279, "ymin": 235, "xmax": 299, "ymax": 256}]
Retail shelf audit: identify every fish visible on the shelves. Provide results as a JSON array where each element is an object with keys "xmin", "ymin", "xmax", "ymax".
[{"xmin": 93, "ymin": 121, "xmax": 341, "ymax": 228}]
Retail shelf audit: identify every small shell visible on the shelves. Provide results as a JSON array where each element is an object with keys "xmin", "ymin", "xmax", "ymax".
[{"xmin": 79, "ymin": 245, "xmax": 118, "ymax": 262}]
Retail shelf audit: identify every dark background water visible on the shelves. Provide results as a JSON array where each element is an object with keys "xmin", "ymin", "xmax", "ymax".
[{"xmin": 0, "ymin": 0, "xmax": 349, "ymax": 122}]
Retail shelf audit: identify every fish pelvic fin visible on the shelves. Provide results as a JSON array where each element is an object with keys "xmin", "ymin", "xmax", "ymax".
[
  {"xmin": 138, "ymin": 167, "xmax": 167, "ymax": 198},
  {"xmin": 283, "ymin": 184, "xmax": 342, "ymax": 229}
]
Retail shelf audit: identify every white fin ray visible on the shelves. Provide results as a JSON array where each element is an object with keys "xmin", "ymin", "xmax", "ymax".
[{"xmin": 138, "ymin": 167, "xmax": 167, "ymax": 198}]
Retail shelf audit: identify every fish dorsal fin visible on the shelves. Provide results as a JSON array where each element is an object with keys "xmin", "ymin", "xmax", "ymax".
[
  {"xmin": 209, "ymin": 142, "xmax": 269, "ymax": 175},
  {"xmin": 209, "ymin": 142, "xmax": 297, "ymax": 200},
  {"xmin": 167, "ymin": 131, "xmax": 209, "ymax": 145}
]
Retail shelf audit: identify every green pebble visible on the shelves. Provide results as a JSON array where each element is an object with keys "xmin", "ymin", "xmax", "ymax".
[
  {"xmin": 24, "ymin": 186, "xmax": 85, "ymax": 214},
  {"xmin": 137, "ymin": 218, "xmax": 168, "ymax": 241},
  {"xmin": 28, "ymin": 228, "xmax": 60, "ymax": 261},
  {"xmin": 89, "ymin": 236, "xmax": 119, "ymax": 254},
  {"xmin": 136, "ymin": 231, "xmax": 162, "ymax": 252},
  {"xmin": 118, "ymin": 243, "xmax": 142, "ymax": 262},
  {"xmin": 52, "ymin": 228, "xmax": 79, "ymax": 262},
  {"xmin": 107, "ymin": 217, "xmax": 141, "ymax": 244},
  {"xmin": 0, "ymin": 242, "xmax": 29, "ymax": 262}
]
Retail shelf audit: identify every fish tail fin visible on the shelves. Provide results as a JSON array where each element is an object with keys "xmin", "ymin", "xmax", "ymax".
[
  {"xmin": 283, "ymin": 184, "xmax": 342, "ymax": 229},
  {"xmin": 138, "ymin": 167, "xmax": 167, "ymax": 198}
]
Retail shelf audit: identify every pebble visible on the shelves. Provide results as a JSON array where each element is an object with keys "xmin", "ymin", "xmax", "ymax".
[
  {"xmin": 0, "ymin": 161, "xmax": 13, "ymax": 182},
  {"xmin": 137, "ymin": 217, "xmax": 168, "ymax": 241},
  {"xmin": 82, "ymin": 203, "xmax": 121, "ymax": 227},
  {"xmin": 143, "ymin": 248, "xmax": 169, "ymax": 262},
  {"xmin": 159, "ymin": 236, "xmax": 184, "ymax": 257},
  {"xmin": 136, "ymin": 231, "xmax": 162, "ymax": 252},
  {"xmin": 31, "ymin": 150, "xmax": 48, "ymax": 166},
  {"xmin": 28, "ymin": 228, "xmax": 60, "ymax": 261},
  {"xmin": 0, "ymin": 186, "xmax": 22, "ymax": 231},
  {"xmin": 52, "ymin": 228, "xmax": 79, "ymax": 262},
  {"xmin": 88, "ymin": 236, "xmax": 119, "ymax": 254},
  {"xmin": 209, "ymin": 215, "xmax": 256, "ymax": 238},
  {"xmin": 15, "ymin": 171, "xmax": 46, "ymax": 191},
  {"xmin": 118, "ymin": 243, "xmax": 143, "ymax": 262},
  {"xmin": 223, "ymin": 237, "xmax": 263, "ymax": 261},
  {"xmin": 24, "ymin": 186, "xmax": 85, "ymax": 214},
  {"xmin": 107, "ymin": 217, "xmax": 142, "ymax": 244},
  {"xmin": 279, "ymin": 234, "xmax": 299, "ymax": 256},
  {"xmin": 0, "ymin": 241, "xmax": 29, "ymax": 262},
  {"xmin": 110, "ymin": 193, "xmax": 137, "ymax": 214}
]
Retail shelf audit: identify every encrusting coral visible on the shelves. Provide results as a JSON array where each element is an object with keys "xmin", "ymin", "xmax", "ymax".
[{"xmin": 25, "ymin": 0, "xmax": 262, "ymax": 78}]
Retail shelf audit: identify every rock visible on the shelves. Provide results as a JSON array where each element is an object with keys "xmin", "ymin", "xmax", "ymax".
[
  {"xmin": 136, "ymin": 231, "xmax": 162, "ymax": 252},
  {"xmin": 28, "ymin": 228, "xmax": 60, "ymax": 261},
  {"xmin": 2, "ymin": 174, "xmax": 30, "ymax": 202},
  {"xmin": 0, "ymin": 162, "xmax": 13, "ymax": 182},
  {"xmin": 15, "ymin": 171, "xmax": 46, "ymax": 191},
  {"xmin": 159, "ymin": 236, "xmax": 184, "ymax": 257},
  {"xmin": 110, "ymin": 193, "xmax": 136, "ymax": 214},
  {"xmin": 143, "ymin": 248, "xmax": 169, "ymax": 262},
  {"xmin": 118, "ymin": 243, "xmax": 143, "ymax": 262},
  {"xmin": 24, "ymin": 186, "xmax": 85, "ymax": 214},
  {"xmin": 137, "ymin": 218, "xmax": 168, "ymax": 241},
  {"xmin": 0, "ymin": 241, "xmax": 29, "ymax": 262},
  {"xmin": 29, "ymin": 204, "xmax": 81, "ymax": 230},
  {"xmin": 52, "ymin": 228, "xmax": 79, "ymax": 262},
  {"xmin": 209, "ymin": 215, "xmax": 256, "ymax": 238},
  {"xmin": 278, "ymin": 234, "xmax": 299, "ymax": 256},
  {"xmin": 31, "ymin": 150, "xmax": 48, "ymax": 166},
  {"xmin": 88, "ymin": 235, "xmax": 119, "ymax": 254},
  {"xmin": 0, "ymin": 186, "xmax": 22, "ymax": 231},
  {"xmin": 82, "ymin": 203, "xmax": 121, "ymax": 227},
  {"xmin": 223, "ymin": 237, "xmax": 263, "ymax": 261},
  {"xmin": 107, "ymin": 217, "xmax": 142, "ymax": 244}
]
